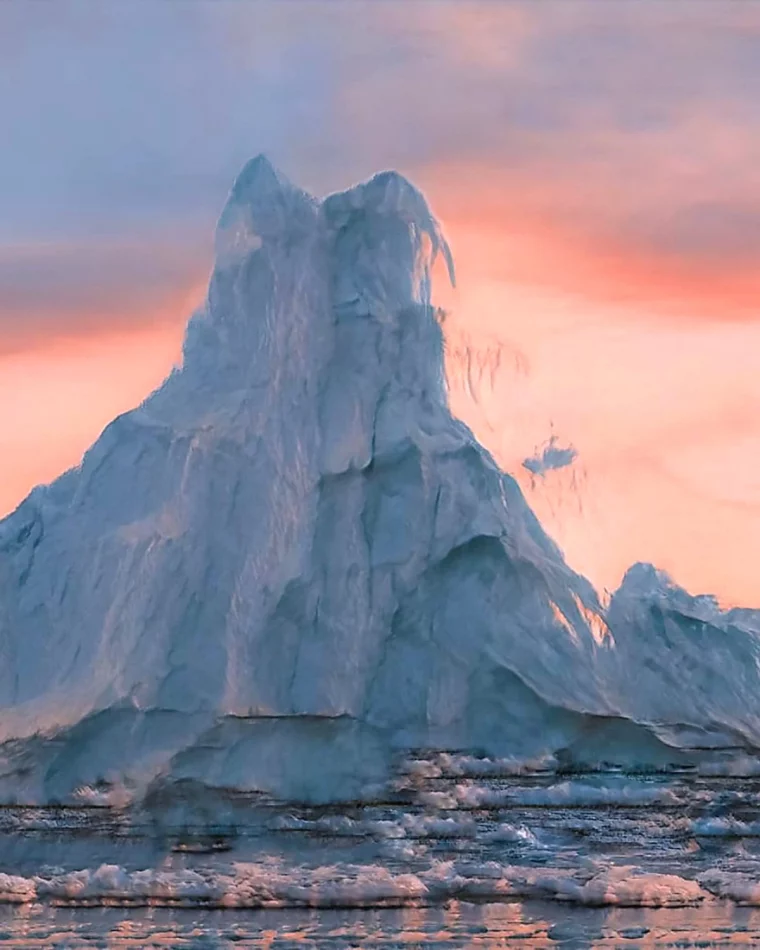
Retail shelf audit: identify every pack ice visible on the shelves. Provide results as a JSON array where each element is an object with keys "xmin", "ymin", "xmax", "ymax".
[{"xmin": 1, "ymin": 156, "xmax": 758, "ymax": 804}]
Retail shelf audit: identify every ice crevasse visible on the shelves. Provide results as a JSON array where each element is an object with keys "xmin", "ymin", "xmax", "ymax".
[{"xmin": 1, "ymin": 155, "xmax": 759, "ymax": 804}]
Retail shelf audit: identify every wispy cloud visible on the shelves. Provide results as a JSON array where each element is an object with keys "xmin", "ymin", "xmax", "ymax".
[{"xmin": 523, "ymin": 436, "xmax": 578, "ymax": 478}]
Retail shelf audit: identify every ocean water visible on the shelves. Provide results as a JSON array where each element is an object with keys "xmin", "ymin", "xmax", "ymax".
[{"xmin": 5, "ymin": 764, "xmax": 760, "ymax": 946}]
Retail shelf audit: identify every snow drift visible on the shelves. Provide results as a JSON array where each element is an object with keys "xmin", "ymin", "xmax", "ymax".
[{"xmin": 1, "ymin": 156, "xmax": 759, "ymax": 804}]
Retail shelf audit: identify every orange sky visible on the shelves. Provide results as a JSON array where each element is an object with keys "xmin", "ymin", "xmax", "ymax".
[{"xmin": 2, "ymin": 2, "xmax": 759, "ymax": 606}]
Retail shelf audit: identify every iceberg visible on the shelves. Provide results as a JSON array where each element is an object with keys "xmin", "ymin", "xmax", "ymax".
[{"xmin": 1, "ymin": 156, "xmax": 758, "ymax": 805}]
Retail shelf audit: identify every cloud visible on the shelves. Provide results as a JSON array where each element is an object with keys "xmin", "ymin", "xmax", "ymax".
[
  {"xmin": 2, "ymin": 0, "xmax": 760, "ymax": 329},
  {"xmin": 0, "ymin": 240, "xmax": 207, "ymax": 354},
  {"xmin": 523, "ymin": 435, "xmax": 579, "ymax": 478},
  {"xmin": 0, "ymin": 1, "xmax": 319, "ymax": 243},
  {"xmin": 285, "ymin": 2, "xmax": 760, "ymax": 320}
]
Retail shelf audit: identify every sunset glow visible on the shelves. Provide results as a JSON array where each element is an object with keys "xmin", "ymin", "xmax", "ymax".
[{"xmin": 2, "ymin": 1, "xmax": 759, "ymax": 605}]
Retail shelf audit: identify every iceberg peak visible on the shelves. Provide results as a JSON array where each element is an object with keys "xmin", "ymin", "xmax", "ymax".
[
  {"xmin": 231, "ymin": 153, "xmax": 286, "ymax": 196},
  {"xmin": 226, "ymin": 154, "xmax": 313, "ymax": 216},
  {"xmin": 323, "ymin": 170, "xmax": 455, "ymax": 290},
  {"xmin": 617, "ymin": 562, "xmax": 674, "ymax": 597},
  {"xmin": 214, "ymin": 154, "xmax": 316, "ymax": 266}
]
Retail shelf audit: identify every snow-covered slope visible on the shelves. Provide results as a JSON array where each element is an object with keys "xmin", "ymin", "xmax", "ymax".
[{"xmin": 0, "ymin": 157, "xmax": 758, "ymax": 803}]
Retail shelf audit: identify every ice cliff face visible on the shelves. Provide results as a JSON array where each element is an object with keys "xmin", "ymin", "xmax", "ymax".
[
  {"xmin": 603, "ymin": 564, "xmax": 760, "ymax": 751},
  {"xmin": 0, "ymin": 157, "xmax": 758, "ymax": 803}
]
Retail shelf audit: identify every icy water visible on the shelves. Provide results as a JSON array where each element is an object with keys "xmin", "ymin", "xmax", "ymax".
[{"xmin": 6, "ymin": 760, "xmax": 760, "ymax": 946}]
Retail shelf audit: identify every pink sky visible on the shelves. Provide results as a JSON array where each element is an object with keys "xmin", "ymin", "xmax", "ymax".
[{"xmin": 1, "ymin": 2, "xmax": 759, "ymax": 606}]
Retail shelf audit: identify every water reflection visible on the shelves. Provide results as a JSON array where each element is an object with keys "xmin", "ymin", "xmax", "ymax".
[{"xmin": 3, "ymin": 900, "xmax": 760, "ymax": 947}]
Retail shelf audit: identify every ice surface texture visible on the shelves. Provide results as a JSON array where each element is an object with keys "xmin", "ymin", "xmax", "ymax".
[{"xmin": 1, "ymin": 156, "xmax": 759, "ymax": 804}]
